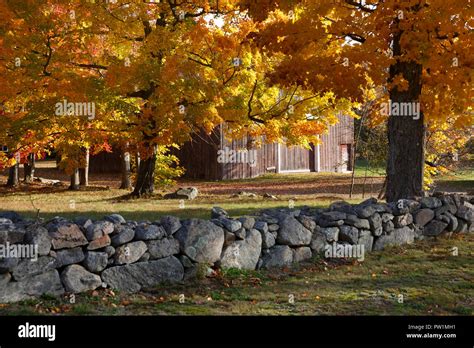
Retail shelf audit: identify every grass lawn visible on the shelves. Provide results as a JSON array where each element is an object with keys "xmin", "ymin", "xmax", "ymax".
[{"xmin": 1, "ymin": 233, "xmax": 472, "ymax": 316}]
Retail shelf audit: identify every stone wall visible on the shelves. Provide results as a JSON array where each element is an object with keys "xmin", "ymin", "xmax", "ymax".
[{"xmin": 0, "ymin": 193, "xmax": 472, "ymax": 303}]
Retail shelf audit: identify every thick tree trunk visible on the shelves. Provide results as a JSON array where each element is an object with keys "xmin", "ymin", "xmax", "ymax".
[
  {"xmin": 24, "ymin": 154, "xmax": 35, "ymax": 183},
  {"xmin": 386, "ymin": 31, "xmax": 425, "ymax": 202},
  {"xmin": 79, "ymin": 148, "xmax": 89, "ymax": 186},
  {"xmin": 69, "ymin": 168, "xmax": 80, "ymax": 190},
  {"xmin": 7, "ymin": 163, "xmax": 19, "ymax": 187},
  {"xmin": 132, "ymin": 147, "xmax": 156, "ymax": 197},
  {"xmin": 120, "ymin": 149, "xmax": 132, "ymax": 190}
]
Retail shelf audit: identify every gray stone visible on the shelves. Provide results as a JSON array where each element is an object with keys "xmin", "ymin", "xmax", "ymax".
[
  {"xmin": 160, "ymin": 216, "xmax": 182, "ymax": 236},
  {"xmin": 420, "ymin": 197, "xmax": 442, "ymax": 209},
  {"xmin": 0, "ymin": 272, "xmax": 11, "ymax": 286},
  {"xmin": 0, "ymin": 269, "xmax": 64, "ymax": 303},
  {"xmin": 104, "ymin": 246, "xmax": 115, "ymax": 257},
  {"xmin": 310, "ymin": 232, "xmax": 327, "ymax": 253},
  {"xmin": 393, "ymin": 213, "xmax": 413, "ymax": 228},
  {"xmin": 171, "ymin": 187, "xmax": 199, "ymax": 200},
  {"xmin": 297, "ymin": 215, "xmax": 317, "ymax": 232},
  {"xmin": 0, "ymin": 211, "xmax": 22, "ymax": 223},
  {"xmin": 115, "ymin": 241, "xmax": 147, "ymax": 265},
  {"xmin": 423, "ymin": 220, "xmax": 448, "ymax": 236},
  {"xmin": 220, "ymin": 229, "xmax": 262, "ymax": 270},
  {"xmin": 0, "ymin": 257, "xmax": 19, "ymax": 273},
  {"xmin": 85, "ymin": 221, "xmax": 114, "ymax": 241},
  {"xmin": 139, "ymin": 252, "xmax": 150, "ymax": 262},
  {"xmin": 147, "ymin": 238, "xmax": 180, "ymax": 259},
  {"xmin": 61, "ymin": 264, "xmax": 102, "ymax": 293},
  {"xmin": 339, "ymin": 225, "xmax": 359, "ymax": 244},
  {"xmin": 238, "ymin": 216, "xmax": 255, "ymax": 230},
  {"xmin": 234, "ymin": 228, "xmax": 246, "ymax": 239},
  {"xmin": 12, "ymin": 256, "xmax": 57, "ymax": 281},
  {"xmin": 444, "ymin": 212, "xmax": 458, "ymax": 232},
  {"xmin": 135, "ymin": 224, "xmax": 166, "ymax": 241},
  {"xmin": 358, "ymin": 230, "xmax": 374, "ymax": 252},
  {"xmin": 454, "ymin": 219, "xmax": 468, "ymax": 233},
  {"xmin": 224, "ymin": 231, "xmax": 236, "ymax": 246},
  {"xmin": 261, "ymin": 245, "xmax": 293, "ymax": 269},
  {"xmin": 259, "ymin": 229, "xmax": 276, "ymax": 249},
  {"xmin": 253, "ymin": 221, "xmax": 268, "ymax": 233},
  {"xmin": 277, "ymin": 215, "xmax": 312, "ymax": 246},
  {"xmin": 383, "ymin": 220, "xmax": 395, "ymax": 233},
  {"xmin": 55, "ymin": 247, "xmax": 85, "ymax": 268},
  {"xmin": 24, "ymin": 226, "xmax": 51, "ymax": 256},
  {"xmin": 104, "ymin": 214, "xmax": 126, "ymax": 225},
  {"xmin": 101, "ymin": 257, "xmax": 184, "ymax": 293},
  {"xmin": 293, "ymin": 247, "xmax": 312, "ymax": 263},
  {"xmin": 368, "ymin": 213, "xmax": 382, "ymax": 232},
  {"xmin": 456, "ymin": 205, "xmax": 473, "ymax": 223},
  {"xmin": 178, "ymin": 255, "xmax": 194, "ymax": 268},
  {"xmin": 414, "ymin": 209, "xmax": 435, "ymax": 227},
  {"xmin": 434, "ymin": 205, "xmax": 450, "ymax": 218},
  {"xmin": 329, "ymin": 201, "xmax": 354, "ymax": 214},
  {"xmin": 0, "ymin": 229, "xmax": 25, "ymax": 245},
  {"xmin": 86, "ymin": 234, "xmax": 111, "ymax": 250},
  {"xmin": 219, "ymin": 218, "xmax": 242, "ymax": 233},
  {"xmin": 175, "ymin": 219, "xmax": 224, "ymax": 263},
  {"xmin": 345, "ymin": 215, "xmax": 371, "ymax": 230},
  {"xmin": 381, "ymin": 213, "xmax": 394, "ymax": 223},
  {"xmin": 317, "ymin": 217, "xmax": 344, "ymax": 227},
  {"xmin": 321, "ymin": 227, "xmax": 339, "ymax": 242},
  {"xmin": 354, "ymin": 204, "xmax": 376, "ymax": 218},
  {"xmin": 83, "ymin": 251, "xmax": 108, "ymax": 273},
  {"xmin": 268, "ymin": 224, "xmax": 279, "ymax": 232},
  {"xmin": 211, "ymin": 206, "xmax": 228, "ymax": 219},
  {"xmin": 373, "ymin": 226, "xmax": 415, "ymax": 250},
  {"xmin": 49, "ymin": 223, "xmax": 88, "ymax": 250},
  {"xmin": 111, "ymin": 226, "xmax": 135, "ymax": 247},
  {"xmin": 321, "ymin": 211, "xmax": 347, "ymax": 221}
]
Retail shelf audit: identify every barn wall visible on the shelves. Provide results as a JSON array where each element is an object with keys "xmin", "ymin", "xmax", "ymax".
[
  {"xmin": 89, "ymin": 151, "xmax": 121, "ymax": 173},
  {"xmin": 319, "ymin": 114, "xmax": 354, "ymax": 172}
]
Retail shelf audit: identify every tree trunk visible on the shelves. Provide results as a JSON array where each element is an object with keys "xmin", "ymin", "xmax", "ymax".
[
  {"xmin": 132, "ymin": 146, "xmax": 156, "ymax": 197},
  {"xmin": 79, "ymin": 148, "xmax": 89, "ymax": 186},
  {"xmin": 7, "ymin": 163, "xmax": 19, "ymax": 187},
  {"xmin": 24, "ymin": 153, "xmax": 35, "ymax": 183},
  {"xmin": 69, "ymin": 168, "xmax": 80, "ymax": 190},
  {"xmin": 386, "ymin": 30, "xmax": 425, "ymax": 202},
  {"xmin": 120, "ymin": 149, "xmax": 132, "ymax": 190}
]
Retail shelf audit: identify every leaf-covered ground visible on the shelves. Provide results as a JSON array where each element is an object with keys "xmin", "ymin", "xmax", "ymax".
[{"xmin": 1, "ymin": 234, "xmax": 472, "ymax": 316}]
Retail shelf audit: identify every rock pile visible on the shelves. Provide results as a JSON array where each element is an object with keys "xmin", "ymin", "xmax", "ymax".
[{"xmin": 0, "ymin": 193, "xmax": 472, "ymax": 303}]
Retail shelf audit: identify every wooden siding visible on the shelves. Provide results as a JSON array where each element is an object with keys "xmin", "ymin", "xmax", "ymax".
[{"xmin": 319, "ymin": 114, "xmax": 354, "ymax": 172}]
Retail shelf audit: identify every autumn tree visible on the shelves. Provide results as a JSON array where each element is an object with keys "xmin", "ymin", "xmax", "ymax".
[{"xmin": 240, "ymin": 0, "xmax": 473, "ymax": 201}]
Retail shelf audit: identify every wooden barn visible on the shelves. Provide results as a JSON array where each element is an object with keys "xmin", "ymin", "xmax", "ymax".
[
  {"xmin": 175, "ymin": 114, "xmax": 354, "ymax": 180},
  {"xmin": 89, "ymin": 114, "xmax": 354, "ymax": 179}
]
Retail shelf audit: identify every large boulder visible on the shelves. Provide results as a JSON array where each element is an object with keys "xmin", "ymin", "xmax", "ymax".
[
  {"xmin": 12, "ymin": 256, "xmax": 57, "ymax": 281},
  {"xmin": 166, "ymin": 187, "xmax": 199, "ymax": 200},
  {"xmin": 160, "ymin": 216, "xmax": 182, "ymax": 236},
  {"xmin": 101, "ymin": 257, "xmax": 184, "ymax": 293},
  {"xmin": 114, "ymin": 241, "xmax": 147, "ymax": 265},
  {"xmin": 54, "ymin": 247, "xmax": 85, "ymax": 268},
  {"xmin": 175, "ymin": 219, "xmax": 224, "ymax": 263},
  {"xmin": 83, "ymin": 251, "xmax": 108, "ymax": 273},
  {"xmin": 146, "ymin": 238, "xmax": 180, "ymax": 259},
  {"xmin": 373, "ymin": 226, "xmax": 415, "ymax": 250},
  {"xmin": 48, "ymin": 223, "xmax": 88, "ymax": 250},
  {"xmin": 0, "ymin": 269, "xmax": 64, "ymax": 303},
  {"xmin": 276, "ymin": 215, "xmax": 312, "ymax": 246},
  {"xmin": 220, "ymin": 229, "xmax": 262, "ymax": 270},
  {"xmin": 24, "ymin": 226, "xmax": 52, "ymax": 256},
  {"xmin": 85, "ymin": 221, "xmax": 114, "ymax": 241},
  {"xmin": 111, "ymin": 226, "xmax": 135, "ymax": 247},
  {"xmin": 423, "ymin": 220, "xmax": 448, "ymax": 236},
  {"xmin": 414, "ymin": 209, "xmax": 435, "ymax": 227},
  {"xmin": 260, "ymin": 245, "xmax": 293, "ymax": 269},
  {"xmin": 134, "ymin": 224, "xmax": 166, "ymax": 241},
  {"xmin": 61, "ymin": 264, "xmax": 102, "ymax": 293}
]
